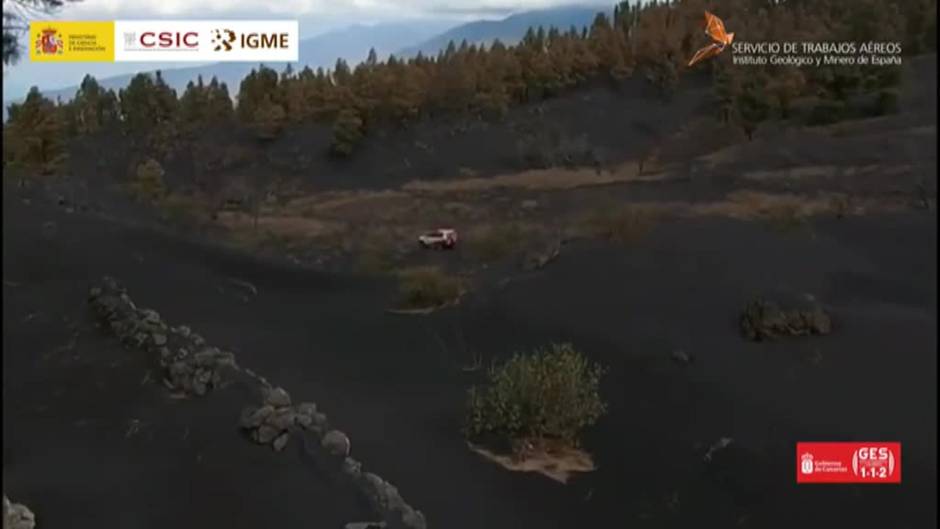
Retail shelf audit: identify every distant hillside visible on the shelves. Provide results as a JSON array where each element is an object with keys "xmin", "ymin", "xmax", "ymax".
[
  {"xmin": 395, "ymin": 6, "xmax": 608, "ymax": 58},
  {"xmin": 3, "ymin": 19, "xmax": 456, "ymax": 118}
]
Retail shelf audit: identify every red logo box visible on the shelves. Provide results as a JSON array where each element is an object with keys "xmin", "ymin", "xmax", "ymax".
[{"xmin": 797, "ymin": 442, "xmax": 901, "ymax": 483}]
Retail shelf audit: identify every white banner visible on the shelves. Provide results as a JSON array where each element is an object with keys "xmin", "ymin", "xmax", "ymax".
[{"xmin": 113, "ymin": 20, "xmax": 298, "ymax": 62}]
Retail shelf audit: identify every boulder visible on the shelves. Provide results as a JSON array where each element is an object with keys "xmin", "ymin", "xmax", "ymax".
[
  {"xmin": 253, "ymin": 424, "xmax": 281, "ymax": 445},
  {"xmin": 671, "ymin": 349, "xmax": 693, "ymax": 365},
  {"xmin": 341, "ymin": 457, "xmax": 363, "ymax": 481},
  {"xmin": 264, "ymin": 387, "xmax": 292, "ymax": 408},
  {"xmin": 2, "ymin": 495, "xmax": 36, "ymax": 529},
  {"xmin": 140, "ymin": 309, "xmax": 161, "ymax": 324},
  {"xmin": 239, "ymin": 406, "xmax": 274, "ymax": 429},
  {"xmin": 310, "ymin": 412, "xmax": 330, "ymax": 432},
  {"xmin": 266, "ymin": 409, "xmax": 296, "ymax": 431},
  {"xmin": 322, "ymin": 430, "xmax": 351, "ymax": 457},
  {"xmin": 272, "ymin": 432, "xmax": 290, "ymax": 452},
  {"xmin": 295, "ymin": 402, "xmax": 317, "ymax": 417},
  {"xmin": 193, "ymin": 349, "xmax": 219, "ymax": 368},
  {"xmin": 358, "ymin": 474, "xmax": 427, "ymax": 529},
  {"xmin": 295, "ymin": 413, "xmax": 314, "ymax": 429}
]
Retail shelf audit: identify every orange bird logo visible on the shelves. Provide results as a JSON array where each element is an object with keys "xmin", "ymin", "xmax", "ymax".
[{"xmin": 687, "ymin": 11, "xmax": 734, "ymax": 67}]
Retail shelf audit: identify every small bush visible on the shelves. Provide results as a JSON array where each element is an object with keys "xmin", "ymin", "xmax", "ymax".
[
  {"xmin": 873, "ymin": 89, "xmax": 900, "ymax": 116},
  {"xmin": 397, "ymin": 266, "xmax": 462, "ymax": 308},
  {"xmin": 129, "ymin": 158, "xmax": 167, "ymax": 203},
  {"xmin": 806, "ymin": 100, "xmax": 848, "ymax": 126},
  {"xmin": 161, "ymin": 193, "xmax": 208, "ymax": 226},
  {"xmin": 581, "ymin": 206, "xmax": 656, "ymax": 244},
  {"xmin": 467, "ymin": 224, "xmax": 525, "ymax": 262},
  {"xmin": 465, "ymin": 343, "xmax": 606, "ymax": 448},
  {"xmin": 331, "ymin": 109, "xmax": 364, "ymax": 157},
  {"xmin": 356, "ymin": 244, "xmax": 398, "ymax": 275}
]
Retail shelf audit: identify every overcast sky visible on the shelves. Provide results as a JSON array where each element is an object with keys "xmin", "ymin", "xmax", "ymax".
[
  {"xmin": 3, "ymin": 0, "xmax": 612, "ymax": 99},
  {"xmin": 49, "ymin": 0, "xmax": 607, "ymax": 25}
]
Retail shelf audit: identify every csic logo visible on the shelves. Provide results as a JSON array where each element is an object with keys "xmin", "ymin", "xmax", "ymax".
[
  {"xmin": 212, "ymin": 29, "xmax": 236, "ymax": 51},
  {"xmin": 35, "ymin": 27, "xmax": 64, "ymax": 55},
  {"xmin": 123, "ymin": 30, "xmax": 198, "ymax": 50}
]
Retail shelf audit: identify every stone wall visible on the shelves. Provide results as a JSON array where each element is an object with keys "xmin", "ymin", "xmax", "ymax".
[{"xmin": 89, "ymin": 277, "xmax": 427, "ymax": 529}]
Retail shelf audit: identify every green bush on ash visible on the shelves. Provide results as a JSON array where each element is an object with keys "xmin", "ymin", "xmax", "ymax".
[
  {"xmin": 465, "ymin": 343, "xmax": 606, "ymax": 449},
  {"xmin": 397, "ymin": 266, "xmax": 462, "ymax": 308},
  {"xmin": 331, "ymin": 109, "xmax": 365, "ymax": 157},
  {"xmin": 128, "ymin": 158, "xmax": 167, "ymax": 203}
]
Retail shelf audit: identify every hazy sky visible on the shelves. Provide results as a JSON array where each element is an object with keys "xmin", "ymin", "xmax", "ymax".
[{"xmin": 46, "ymin": 0, "xmax": 604, "ymax": 23}]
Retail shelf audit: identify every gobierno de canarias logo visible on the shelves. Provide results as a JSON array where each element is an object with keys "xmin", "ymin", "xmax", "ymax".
[{"xmin": 35, "ymin": 27, "xmax": 65, "ymax": 56}]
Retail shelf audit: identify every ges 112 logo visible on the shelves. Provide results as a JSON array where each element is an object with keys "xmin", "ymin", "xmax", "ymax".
[{"xmin": 852, "ymin": 446, "xmax": 896, "ymax": 479}]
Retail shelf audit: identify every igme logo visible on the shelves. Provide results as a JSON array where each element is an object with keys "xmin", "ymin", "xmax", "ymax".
[
  {"xmin": 211, "ymin": 28, "xmax": 290, "ymax": 52},
  {"xmin": 211, "ymin": 29, "xmax": 236, "ymax": 51}
]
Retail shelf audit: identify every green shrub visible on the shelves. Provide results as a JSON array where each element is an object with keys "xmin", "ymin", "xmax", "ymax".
[
  {"xmin": 128, "ymin": 158, "xmax": 167, "ymax": 203},
  {"xmin": 331, "ymin": 108, "xmax": 364, "ymax": 157},
  {"xmin": 465, "ymin": 343, "xmax": 606, "ymax": 448},
  {"xmin": 397, "ymin": 266, "xmax": 462, "ymax": 308}
]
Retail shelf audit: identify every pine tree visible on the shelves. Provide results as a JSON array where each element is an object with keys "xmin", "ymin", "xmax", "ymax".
[
  {"xmin": 4, "ymin": 87, "xmax": 68, "ymax": 177},
  {"xmin": 71, "ymin": 75, "xmax": 118, "ymax": 134}
]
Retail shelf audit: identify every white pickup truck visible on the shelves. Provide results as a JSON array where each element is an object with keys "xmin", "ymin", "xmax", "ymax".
[{"xmin": 418, "ymin": 228, "xmax": 458, "ymax": 249}]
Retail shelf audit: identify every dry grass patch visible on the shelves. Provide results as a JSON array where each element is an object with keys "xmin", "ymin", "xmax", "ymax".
[
  {"xmin": 694, "ymin": 191, "xmax": 820, "ymax": 221},
  {"xmin": 468, "ymin": 442, "xmax": 595, "ymax": 484},
  {"xmin": 216, "ymin": 211, "xmax": 340, "ymax": 239},
  {"xmin": 280, "ymin": 190, "xmax": 414, "ymax": 222},
  {"xmin": 403, "ymin": 161, "xmax": 670, "ymax": 194},
  {"xmin": 465, "ymin": 223, "xmax": 529, "ymax": 262},
  {"xmin": 578, "ymin": 204, "xmax": 660, "ymax": 244},
  {"xmin": 395, "ymin": 266, "xmax": 463, "ymax": 310}
]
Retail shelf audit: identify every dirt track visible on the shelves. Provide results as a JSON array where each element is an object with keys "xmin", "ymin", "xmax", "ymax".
[{"xmin": 3, "ymin": 189, "xmax": 935, "ymax": 528}]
